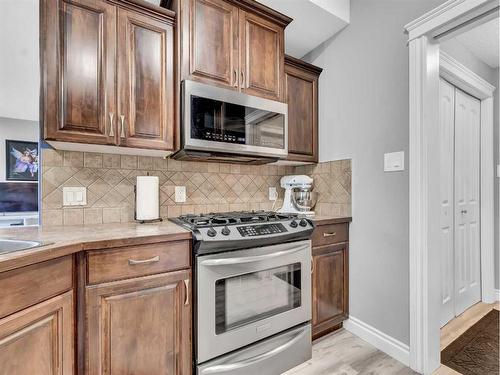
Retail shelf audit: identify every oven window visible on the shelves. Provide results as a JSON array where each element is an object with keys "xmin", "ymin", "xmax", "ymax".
[
  {"xmin": 215, "ymin": 263, "xmax": 301, "ymax": 334},
  {"xmin": 191, "ymin": 96, "xmax": 285, "ymax": 149}
]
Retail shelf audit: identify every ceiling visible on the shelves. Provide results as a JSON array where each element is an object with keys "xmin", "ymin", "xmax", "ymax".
[
  {"xmin": 455, "ymin": 17, "xmax": 499, "ymax": 69},
  {"xmin": 258, "ymin": 0, "xmax": 350, "ymax": 58}
]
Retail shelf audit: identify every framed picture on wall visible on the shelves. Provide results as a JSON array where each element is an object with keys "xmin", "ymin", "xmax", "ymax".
[{"xmin": 5, "ymin": 140, "xmax": 39, "ymax": 181}]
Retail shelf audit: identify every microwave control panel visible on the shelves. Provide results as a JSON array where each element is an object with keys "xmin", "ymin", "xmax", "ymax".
[{"xmin": 237, "ymin": 223, "xmax": 288, "ymax": 237}]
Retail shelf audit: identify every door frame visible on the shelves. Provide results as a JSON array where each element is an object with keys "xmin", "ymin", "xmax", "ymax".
[{"xmin": 404, "ymin": 1, "xmax": 497, "ymax": 373}]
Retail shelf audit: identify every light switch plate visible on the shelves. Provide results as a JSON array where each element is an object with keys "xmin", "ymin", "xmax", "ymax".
[
  {"xmin": 384, "ymin": 151, "xmax": 405, "ymax": 172},
  {"xmin": 175, "ymin": 186, "xmax": 186, "ymax": 203},
  {"xmin": 268, "ymin": 187, "xmax": 278, "ymax": 201},
  {"xmin": 63, "ymin": 187, "xmax": 87, "ymax": 206}
]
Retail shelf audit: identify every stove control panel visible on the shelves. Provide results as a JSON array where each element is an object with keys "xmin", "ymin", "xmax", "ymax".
[{"xmin": 237, "ymin": 223, "xmax": 288, "ymax": 237}]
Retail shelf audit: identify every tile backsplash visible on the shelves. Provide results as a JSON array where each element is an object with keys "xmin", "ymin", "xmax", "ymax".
[{"xmin": 41, "ymin": 148, "xmax": 351, "ymax": 225}]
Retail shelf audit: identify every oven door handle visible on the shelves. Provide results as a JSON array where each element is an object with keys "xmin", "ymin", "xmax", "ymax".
[
  {"xmin": 199, "ymin": 247, "xmax": 304, "ymax": 266},
  {"xmin": 200, "ymin": 326, "xmax": 308, "ymax": 374}
]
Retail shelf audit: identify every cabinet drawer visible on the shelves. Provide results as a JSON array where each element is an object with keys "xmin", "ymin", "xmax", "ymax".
[
  {"xmin": 0, "ymin": 256, "xmax": 73, "ymax": 319},
  {"xmin": 87, "ymin": 241, "xmax": 190, "ymax": 284},
  {"xmin": 312, "ymin": 223, "xmax": 348, "ymax": 247}
]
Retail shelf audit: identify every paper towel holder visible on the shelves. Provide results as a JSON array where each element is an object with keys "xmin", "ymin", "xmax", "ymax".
[{"xmin": 134, "ymin": 176, "xmax": 163, "ymax": 224}]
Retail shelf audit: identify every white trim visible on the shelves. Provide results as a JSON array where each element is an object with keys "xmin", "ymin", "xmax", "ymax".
[
  {"xmin": 495, "ymin": 289, "xmax": 500, "ymax": 301},
  {"xmin": 408, "ymin": 36, "xmax": 442, "ymax": 375},
  {"xmin": 344, "ymin": 316, "xmax": 410, "ymax": 366},
  {"xmin": 408, "ymin": 4, "xmax": 497, "ymax": 374},
  {"xmin": 440, "ymin": 51, "xmax": 496, "ymax": 99},
  {"xmin": 404, "ymin": 0, "xmax": 498, "ymax": 41}
]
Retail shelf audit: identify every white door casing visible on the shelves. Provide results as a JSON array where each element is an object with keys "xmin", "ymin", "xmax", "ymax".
[
  {"xmin": 439, "ymin": 78, "xmax": 455, "ymax": 328},
  {"xmin": 454, "ymin": 88, "xmax": 481, "ymax": 315}
]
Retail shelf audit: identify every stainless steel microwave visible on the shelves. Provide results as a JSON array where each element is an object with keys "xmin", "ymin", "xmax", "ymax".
[{"xmin": 172, "ymin": 80, "xmax": 288, "ymax": 164}]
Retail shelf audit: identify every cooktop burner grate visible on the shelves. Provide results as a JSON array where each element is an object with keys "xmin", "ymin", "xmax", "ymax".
[{"xmin": 176, "ymin": 211, "xmax": 298, "ymax": 228}]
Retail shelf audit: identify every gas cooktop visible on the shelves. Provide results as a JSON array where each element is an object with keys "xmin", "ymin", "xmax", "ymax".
[
  {"xmin": 175, "ymin": 211, "xmax": 299, "ymax": 228},
  {"xmin": 171, "ymin": 211, "xmax": 314, "ymax": 255}
]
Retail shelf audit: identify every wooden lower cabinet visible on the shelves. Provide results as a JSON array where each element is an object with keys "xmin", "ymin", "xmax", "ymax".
[
  {"xmin": 0, "ymin": 291, "xmax": 74, "ymax": 375},
  {"xmin": 86, "ymin": 270, "xmax": 191, "ymax": 375},
  {"xmin": 311, "ymin": 222, "xmax": 349, "ymax": 340}
]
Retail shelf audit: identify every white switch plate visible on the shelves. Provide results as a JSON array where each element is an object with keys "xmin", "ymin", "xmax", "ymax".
[
  {"xmin": 268, "ymin": 187, "xmax": 278, "ymax": 201},
  {"xmin": 63, "ymin": 187, "xmax": 87, "ymax": 206},
  {"xmin": 175, "ymin": 186, "xmax": 186, "ymax": 203},
  {"xmin": 384, "ymin": 151, "xmax": 405, "ymax": 172}
]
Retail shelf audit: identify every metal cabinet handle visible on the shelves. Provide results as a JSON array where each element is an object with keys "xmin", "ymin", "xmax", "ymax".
[
  {"xmin": 120, "ymin": 115, "xmax": 126, "ymax": 138},
  {"xmin": 184, "ymin": 279, "xmax": 190, "ymax": 306},
  {"xmin": 108, "ymin": 113, "xmax": 115, "ymax": 137},
  {"xmin": 128, "ymin": 256, "xmax": 159, "ymax": 265},
  {"xmin": 323, "ymin": 232, "xmax": 337, "ymax": 237},
  {"xmin": 241, "ymin": 70, "xmax": 245, "ymax": 88},
  {"xmin": 200, "ymin": 247, "xmax": 303, "ymax": 266},
  {"xmin": 233, "ymin": 69, "xmax": 238, "ymax": 87},
  {"xmin": 460, "ymin": 210, "xmax": 468, "ymax": 215}
]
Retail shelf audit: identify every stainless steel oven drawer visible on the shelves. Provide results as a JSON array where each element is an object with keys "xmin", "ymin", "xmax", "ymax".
[{"xmin": 197, "ymin": 323, "xmax": 311, "ymax": 375}]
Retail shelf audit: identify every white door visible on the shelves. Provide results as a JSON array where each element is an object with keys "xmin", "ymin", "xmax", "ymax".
[
  {"xmin": 439, "ymin": 81, "xmax": 482, "ymax": 327},
  {"xmin": 439, "ymin": 79, "xmax": 456, "ymax": 327},
  {"xmin": 454, "ymin": 88, "xmax": 481, "ymax": 316}
]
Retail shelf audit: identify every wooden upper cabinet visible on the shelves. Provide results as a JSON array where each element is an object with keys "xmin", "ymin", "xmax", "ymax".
[
  {"xmin": 0, "ymin": 291, "xmax": 74, "ymax": 375},
  {"xmin": 189, "ymin": 0, "xmax": 239, "ymax": 87},
  {"xmin": 86, "ymin": 270, "xmax": 191, "ymax": 375},
  {"xmin": 176, "ymin": 0, "xmax": 290, "ymax": 100},
  {"xmin": 117, "ymin": 8, "xmax": 175, "ymax": 150},
  {"xmin": 42, "ymin": 0, "xmax": 117, "ymax": 145},
  {"xmin": 240, "ymin": 10, "xmax": 284, "ymax": 101},
  {"xmin": 285, "ymin": 56, "xmax": 322, "ymax": 163},
  {"xmin": 42, "ymin": 0, "xmax": 176, "ymax": 153}
]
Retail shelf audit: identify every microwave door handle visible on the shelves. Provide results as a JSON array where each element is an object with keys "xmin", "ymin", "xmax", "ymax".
[
  {"xmin": 199, "ymin": 247, "xmax": 303, "ymax": 266},
  {"xmin": 200, "ymin": 326, "xmax": 308, "ymax": 374}
]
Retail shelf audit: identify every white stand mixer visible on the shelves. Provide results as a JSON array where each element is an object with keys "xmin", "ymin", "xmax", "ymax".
[{"xmin": 276, "ymin": 175, "xmax": 316, "ymax": 216}]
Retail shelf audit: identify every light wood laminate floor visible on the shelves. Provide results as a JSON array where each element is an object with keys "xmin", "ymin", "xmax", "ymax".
[
  {"xmin": 434, "ymin": 301, "xmax": 500, "ymax": 375},
  {"xmin": 285, "ymin": 329, "xmax": 417, "ymax": 375}
]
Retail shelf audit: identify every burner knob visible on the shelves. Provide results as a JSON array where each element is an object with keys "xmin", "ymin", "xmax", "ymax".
[
  {"xmin": 207, "ymin": 227, "xmax": 217, "ymax": 237},
  {"xmin": 221, "ymin": 226, "xmax": 231, "ymax": 236},
  {"xmin": 290, "ymin": 220, "xmax": 298, "ymax": 228},
  {"xmin": 299, "ymin": 219, "xmax": 308, "ymax": 227}
]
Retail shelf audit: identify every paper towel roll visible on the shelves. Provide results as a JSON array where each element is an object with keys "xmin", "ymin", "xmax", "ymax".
[{"xmin": 135, "ymin": 176, "xmax": 160, "ymax": 221}]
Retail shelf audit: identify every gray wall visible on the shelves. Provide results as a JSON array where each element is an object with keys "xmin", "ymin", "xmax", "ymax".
[
  {"xmin": 303, "ymin": 0, "xmax": 447, "ymax": 345},
  {"xmin": 440, "ymin": 40, "xmax": 499, "ymax": 290}
]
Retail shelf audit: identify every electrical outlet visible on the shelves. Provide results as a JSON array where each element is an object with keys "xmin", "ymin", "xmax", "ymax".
[
  {"xmin": 63, "ymin": 187, "xmax": 87, "ymax": 206},
  {"xmin": 268, "ymin": 187, "xmax": 278, "ymax": 201},
  {"xmin": 175, "ymin": 186, "xmax": 186, "ymax": 203}
]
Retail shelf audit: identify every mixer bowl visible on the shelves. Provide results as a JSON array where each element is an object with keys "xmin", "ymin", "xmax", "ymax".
[{"xmin": 291, "ymin": 190, "xmax": 318, "ymax": 212}]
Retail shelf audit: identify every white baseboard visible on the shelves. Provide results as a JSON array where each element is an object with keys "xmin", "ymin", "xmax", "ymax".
[
  {"xmin": 495, "ymin": 289, "xmax": 500, "ymax": 301},
  {"xmin": 343, "ymin": 316, "xmax": 410, "ymax": 366}
]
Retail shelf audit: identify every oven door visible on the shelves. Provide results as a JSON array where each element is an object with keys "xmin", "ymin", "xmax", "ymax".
[{"xmin": 196, "ymin": 240, "xmax": 311, "ymax": 364}]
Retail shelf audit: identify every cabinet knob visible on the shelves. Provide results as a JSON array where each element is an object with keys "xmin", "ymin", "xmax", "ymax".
[
  {"xmin": 120, "ymin": 115, "xmax": 126, "ymax": 138},
  {"xmin": 108, "ymin": 113, "xmax": 115, "ymax": 137}
]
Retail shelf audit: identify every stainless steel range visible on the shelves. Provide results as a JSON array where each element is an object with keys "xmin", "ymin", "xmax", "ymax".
[{"xmin": 172, "ymin": 211, "xmax": 314, "ymax": 375}]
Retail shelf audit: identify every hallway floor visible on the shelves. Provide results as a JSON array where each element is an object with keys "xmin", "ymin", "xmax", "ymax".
[{"xmin": 434, "ymin": 301, "xmax": 500, "ymax": 375}]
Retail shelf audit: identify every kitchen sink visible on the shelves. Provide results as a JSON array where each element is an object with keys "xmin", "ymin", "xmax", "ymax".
[{"xmin": 0, "ymin": 239, "xmax": 46, "ymax": 255}]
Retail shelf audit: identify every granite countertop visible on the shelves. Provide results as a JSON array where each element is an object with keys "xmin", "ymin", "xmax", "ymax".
[{"xmin": 0, "ymin": 221, "xmax": 191, "ymax": 273}]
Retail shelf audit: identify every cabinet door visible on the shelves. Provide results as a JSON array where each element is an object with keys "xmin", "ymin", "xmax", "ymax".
[
  {"xmin": 42, "ymin": 0, "xmax": 117, "ymax": 145},
  {"xmin": 285, "ymin": 62, "xmax": 319, "ymax": 162},
  {"xmin": 187, "ymin": 0, "xmax": 239, "ymax": 88},
  {"xmin": 312, "ymin": 244, "xmax": 349, "ymax": 339},
  {"xmin": 117, "ymin": 8, "xmax": 175, "ymax": 150},
  {"xmin": 0, "ymin": 291, "xmax": 74, "ymax": 375},
  {"xmin": 86, "ymin": 270, "xmax": 191, "ymax": 375},
  {"xmin": 240, "ymin": 10, "xmax": 284, "ymax": 101}
]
